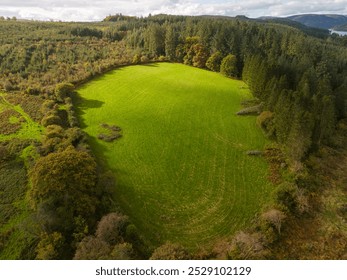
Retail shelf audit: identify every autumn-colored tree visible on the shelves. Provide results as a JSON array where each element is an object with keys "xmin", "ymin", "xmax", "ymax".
[
  {"xmin": 192, "ymin": 43, "xmax": 209, "ymax": 68},
  {"xmin": 206, "ymin": 51, "xmax": 223, "ymax": 72},
  {"xmin": 150, "ymin": 242, "xmax": 190, "ymax": 260},
  {"xmin": 261, "ymin": 209, "xmax": 286, "ymax": 234},
  {"xmin": 74, "ymin": 236, "xmax": 112, "ymax": 260},
  {"xmin": 228, "ymin": 231, "xmax": 269, "ymax": 260},
  {"xmin": 95, "ymin": 213, "xmax": 129, "ymax": 246},
  {"xmin": 29, "ymin": 146, "xmax": 98, "ymax": 233},
  {"xmin": 220, "ymin": 54, "xmax": 238, "ymax": 77}
]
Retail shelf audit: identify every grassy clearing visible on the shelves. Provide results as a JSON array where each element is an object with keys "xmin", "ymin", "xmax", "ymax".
[
  {"xmin": 77, "ymin": 63, "xmax": 273, "ymax": 250},
  {"xmin": 0, "ymin": 93, "xmax": 43, "ymax": 142}
]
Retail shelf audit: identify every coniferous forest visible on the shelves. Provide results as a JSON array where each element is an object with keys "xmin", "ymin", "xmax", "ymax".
[{"xmin": 0, "ymin": 14, "xmax": 346, "ymax": 260}]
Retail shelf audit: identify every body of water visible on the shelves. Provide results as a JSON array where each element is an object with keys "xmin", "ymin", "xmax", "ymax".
[{"xmin": 329, "ymin": 29, "xmax": 347, "ymax": 36}]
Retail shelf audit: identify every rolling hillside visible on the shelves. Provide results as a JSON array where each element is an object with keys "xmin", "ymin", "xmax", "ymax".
[{"xmin": 287, "ymin": 14, "xmax": 347, "ymax": 29}]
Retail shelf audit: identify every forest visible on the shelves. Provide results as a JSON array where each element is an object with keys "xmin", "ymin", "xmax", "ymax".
[{"xmin": 0, "ymin": 14, "xmax": 347, "ymax": 259}]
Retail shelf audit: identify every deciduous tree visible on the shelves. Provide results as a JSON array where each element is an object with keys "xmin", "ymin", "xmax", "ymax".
[{"xmin": 220, "ymin": 54, "xmax": 238, "ymax": 77}]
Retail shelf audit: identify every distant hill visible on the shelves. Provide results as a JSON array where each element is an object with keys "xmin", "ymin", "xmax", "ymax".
[
  {"xmin": 287, "ymin": 14, "xmax": 347, "ymax": 30},
  {"xmin": 257, "ymin": 16, "xmax": 330, "ymax": 38},
  {"xmin": 334, "ymin": 23, "xmax": 347, "ymax": 31}
]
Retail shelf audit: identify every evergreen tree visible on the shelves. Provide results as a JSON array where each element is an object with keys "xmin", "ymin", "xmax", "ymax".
[
  {"xmin": 220, "ymin": 54, "xmax": 238, "ymax": 77},
  {"xmin": 165, "ymin": 25, "xmax": 178, "ymax": 61}
]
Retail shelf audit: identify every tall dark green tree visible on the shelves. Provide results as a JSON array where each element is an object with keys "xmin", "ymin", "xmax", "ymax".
[
  {"xmin": 145, "ymin": 23, "xmax": 165, "ymax": 56},
  {"xmin": 165, "ymin": 25, "xmax": 179, "ymax": 61}
]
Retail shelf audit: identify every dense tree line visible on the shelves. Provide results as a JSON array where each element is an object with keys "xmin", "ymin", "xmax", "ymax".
[
  {"xmin": 0, "ymin": 20, "xmax": 133, "ymax": 95},
  {"xmin": 119, "ymin": 14, "xmax": 347, "ymax": 164}
]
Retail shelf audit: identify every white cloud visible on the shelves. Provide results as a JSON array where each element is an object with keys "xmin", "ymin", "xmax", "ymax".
[{"xmin": 0, "ymin": 0, "xmax": 346, "ymax": 21}]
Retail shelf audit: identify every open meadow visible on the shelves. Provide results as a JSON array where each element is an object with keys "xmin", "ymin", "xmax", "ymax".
[{"xmin": 76, "ymin": 63, "xmax": 273, "ymax": 250}]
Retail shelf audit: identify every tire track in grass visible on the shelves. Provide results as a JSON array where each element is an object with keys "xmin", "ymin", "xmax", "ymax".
[{"xmin": 77, "ymin": 63, "xmax": 274, "ymax": 250}]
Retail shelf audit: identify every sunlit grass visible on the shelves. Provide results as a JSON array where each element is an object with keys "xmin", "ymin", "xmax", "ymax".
[{"xmin": 77, "ymin": 63, "xmax": 273, "ymax": 250}]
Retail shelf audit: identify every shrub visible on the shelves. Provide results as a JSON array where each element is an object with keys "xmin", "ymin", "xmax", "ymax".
[
  {"xmin": 0, "ymin": 146, "xmax": 10, "ymax": 161},
  {"xmin": 35, "ymin": 232, "xmax": 65, "ymax": 260},
  {"xmin": 39, "ymin": 137, "xmax": 62, "ymax": 155},
  {"xmin": 3, "ymin": 80, "xmax": 14, "ymax": 91},
  {"xmin": 64, "ymin": 127, "xmax": 86, "ymax": 147},
  {"xmin": 150, "ymin": 242, "xmax": 190, "ymax": 260},
  {"xmin": 295, "ymin": 188, "xmax": 310, "ymax": 214},
  {"xmin": 132, "ymin": 54, "xmax": 141, "ymax": 64},
  {"xmin": 124, "ymin": 224, "xmax": 150, "ymax": 259},
  {"xmin": 228, "ymin": 231, "xmax": 269, "ymax": 260},
  {"xmin": 55, "ymin": 83, "xmax": 74, "ymax": 102},
  {"xmin": 95, "ymin": 213, "xmax": 129, "ymax": 246},
  {"xmin": 257, "ymin": 111, "xmax": 275, "ymax": 137},
  {"xmin": 261, "ymin": 209, "xmax": 286, "ymax": 234},
  {"xmin": 274, "ymin": 182, "xmax": 298, "ymax": 212},
  {"xmin": 41, "ymin": 114, "xmax": 62, "ymax": 127},
  {"xmin": 25, "ymin": 86, "xmax": 41, "ymax": 95},
  {"xmin": 44, "ymin": 125, "xmax": 64, "ymax": 139},
  {"xmin": 110, "ymin": 243, "xmax": 134, "ymax": 260},
  {"xmin": 74, "ymin": 236, "xmax": 112, "ymax": 260},
  {"xmin": 68, "ymin": 115, "xmax": 79, "ymax": 127},
  {"xmin": 40, "ymin": 100, "xmax": 56, "ymax": 115},
  {"xmin": 140, "ymin": 55, "xmax": 149, "ymax": 63}
]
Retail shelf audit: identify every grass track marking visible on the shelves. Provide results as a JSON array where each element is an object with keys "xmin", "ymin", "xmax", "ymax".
[{"xmin": 77, "ymin": 63, "xmax": 273, "ymax": 250}]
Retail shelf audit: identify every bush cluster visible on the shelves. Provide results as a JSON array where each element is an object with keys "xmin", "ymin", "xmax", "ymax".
[{"xmin": 0, "ymin": 109, "xmax": 23, "ymax": 135}]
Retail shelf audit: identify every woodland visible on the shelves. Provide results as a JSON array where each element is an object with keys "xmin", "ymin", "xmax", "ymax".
[{"xmin": 0, "ymin": 14, "xmax": 346, "ymax": 259}]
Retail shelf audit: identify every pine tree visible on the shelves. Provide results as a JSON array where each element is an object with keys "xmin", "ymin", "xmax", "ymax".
[{"xmin": 165, "ymin": 25, "xmax": 178, "ymax": 61}]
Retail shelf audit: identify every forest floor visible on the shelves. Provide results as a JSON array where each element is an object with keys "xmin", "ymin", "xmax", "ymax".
[{"xmin": 272, "ymin": 148, "xmax": 347, "ymax": 259}]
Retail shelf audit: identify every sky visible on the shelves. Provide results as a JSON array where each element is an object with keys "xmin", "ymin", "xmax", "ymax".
[{"xmin": 0, "ymin": 0, "xmax": 346, "ymax": 22}]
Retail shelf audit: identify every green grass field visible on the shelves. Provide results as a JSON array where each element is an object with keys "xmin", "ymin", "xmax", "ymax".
[{"xmin": 77, "ymin": 63, "xmax": 273, "ymax": 250}]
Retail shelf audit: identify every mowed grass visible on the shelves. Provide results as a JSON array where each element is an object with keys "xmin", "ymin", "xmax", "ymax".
[{"xmin": 77, "ymin": 63, "xmax": 273, "ymax": 250}]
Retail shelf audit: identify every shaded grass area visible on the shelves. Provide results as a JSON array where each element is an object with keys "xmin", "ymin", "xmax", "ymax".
[{"xmin": 77, "ymin": 63, "xmax": 274, "ymax": 250}]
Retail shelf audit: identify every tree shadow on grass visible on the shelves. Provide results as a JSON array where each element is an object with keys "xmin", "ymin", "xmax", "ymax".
[
  {"xmin": 72, "ymin": 94, "xmax": 104, "ymax": 129},
  {"xmin": 142, "ymin": 63, "xmax": 159, "ymax": 67},
  {"xmin": 72, "ymin": 93, "xmax": 129, "ymax": 189}
]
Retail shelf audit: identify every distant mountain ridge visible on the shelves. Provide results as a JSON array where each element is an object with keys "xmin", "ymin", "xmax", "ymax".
[{"xmin": 286, "ymin": 14, "xmax": 347, "ymax": 30}]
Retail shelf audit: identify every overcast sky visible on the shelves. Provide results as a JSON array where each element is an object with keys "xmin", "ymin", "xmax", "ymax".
[{"xmin": 1, "ymin": 0, "xmax": 346, "ymax": 21}]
